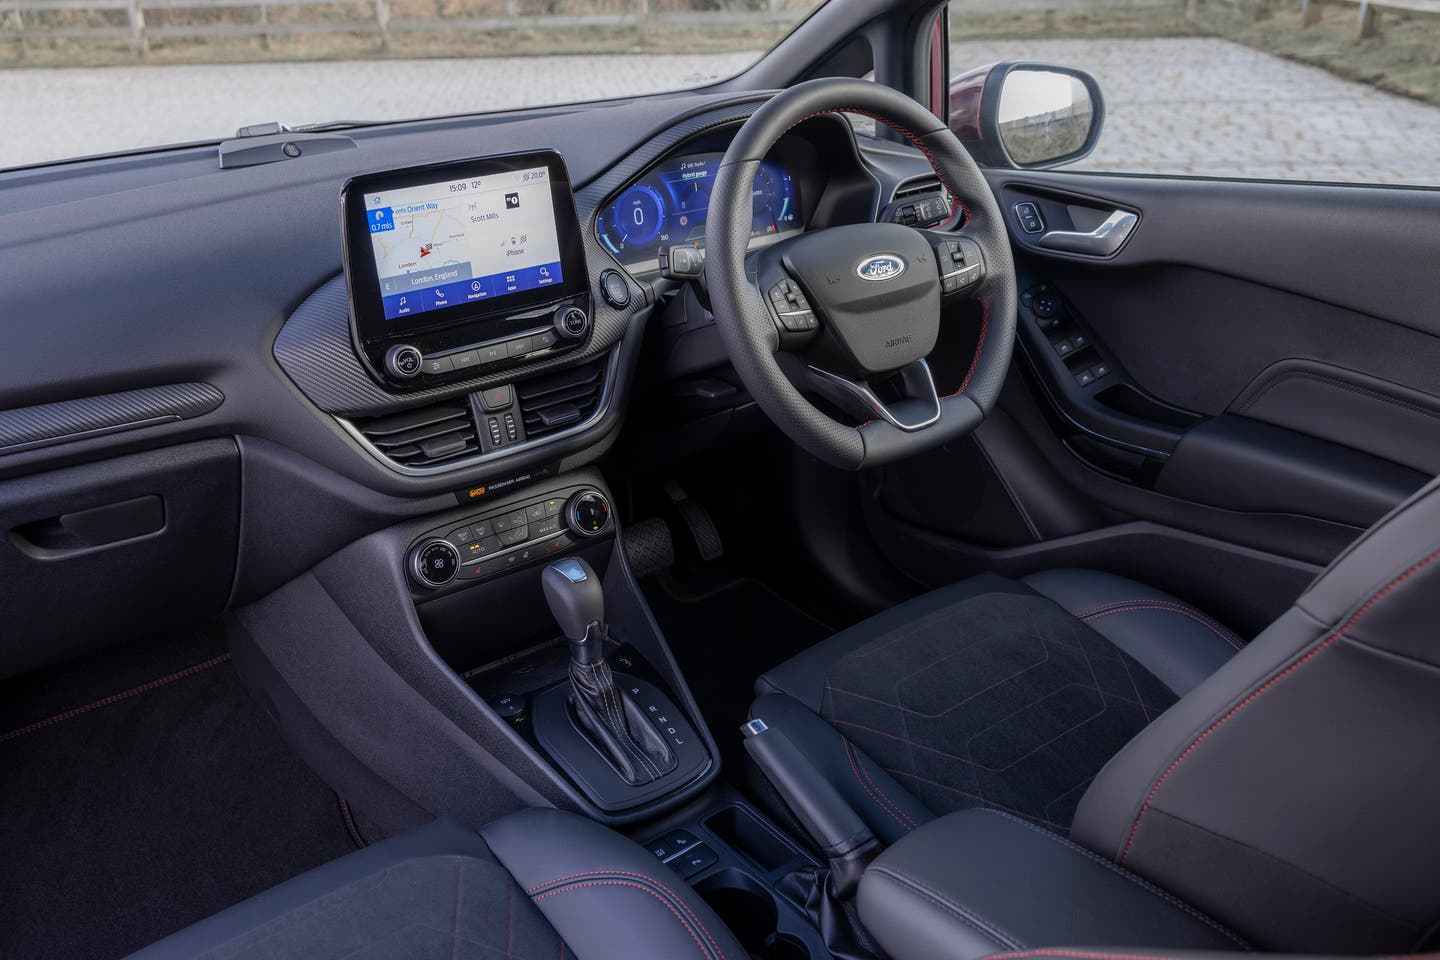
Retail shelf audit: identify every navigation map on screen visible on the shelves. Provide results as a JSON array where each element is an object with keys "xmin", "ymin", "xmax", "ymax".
[{"xmin": 364, "ymin": 165, "xmax": 563, "ymax": 321}]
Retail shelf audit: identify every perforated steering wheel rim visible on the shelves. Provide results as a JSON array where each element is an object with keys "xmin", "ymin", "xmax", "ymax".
[{"xmin": 706, "ymin": 77, "xmax": 1017, "ymax": 470}]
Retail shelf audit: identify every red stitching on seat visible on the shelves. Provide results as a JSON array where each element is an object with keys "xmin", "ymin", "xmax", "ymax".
[
  {"xmin": 843, "ymin": 736, "xmax": 917, "ymax": 831},
  {"xmin": 531, "ymin": 880, "xmax": 715, "ymax": 960},
  {"xmin": 1118, "ymin": 547, "xmax": 1440, "ymax": 864},
  {"xmin": 527, "ymin": 870, "xmax": 724, "ymax": 960},
  {"xmin": 1073, "ymin": 598, "xmax": 1239, "ymax": 642},
  {"xmin": 0, "ymin": 653, "xmax": 233, "ymax": 744},
  {"xmin": 1080, "ymin": 603, "xmax": 1244, "ymax": 651}
]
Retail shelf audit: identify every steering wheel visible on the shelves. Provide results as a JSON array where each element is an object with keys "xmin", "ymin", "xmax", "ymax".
[{"xmin": 708, "ymin": 78, "xmax": 1017, "ymax": 470}]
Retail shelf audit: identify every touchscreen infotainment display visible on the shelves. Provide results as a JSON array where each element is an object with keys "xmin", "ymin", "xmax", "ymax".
[
  {"xmin": 363, "ymin": 165, "xmax": 564, "ymax": 321},
  {"xmin": 342, "ymin": 151, "xmax": 589, "ymax": 358}
]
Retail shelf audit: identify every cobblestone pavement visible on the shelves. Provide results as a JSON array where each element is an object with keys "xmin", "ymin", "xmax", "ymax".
[
  {"xmin": 3, "ymin": 37, "xmax": 1438, "ymax": 185},
  {"xmin": 950, "ymin": 37, "xmax": 1440, "ymax": 184}
]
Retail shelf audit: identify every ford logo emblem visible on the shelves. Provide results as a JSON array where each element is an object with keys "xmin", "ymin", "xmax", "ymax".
[{"xmin": 856, "ymin": 254, "xmax": 906, "ymax": 281}]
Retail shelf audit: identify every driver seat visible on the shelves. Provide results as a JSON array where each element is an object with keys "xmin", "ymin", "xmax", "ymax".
[{"xmin": 751, "ymin": 567, "xmax": 1244, "ymax": 843}]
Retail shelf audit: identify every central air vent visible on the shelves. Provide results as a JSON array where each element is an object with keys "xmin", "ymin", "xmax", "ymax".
[
  {"xmin": 515, "ymin": 361, "xmax": 604, "ymax": 440},
  {"xmin": 353, "ymin": 400, "xmax": 480, "ymax": 468},
  {"xmin": 893, "ymin": 175, "xmax": 944, "ymax": 203}
]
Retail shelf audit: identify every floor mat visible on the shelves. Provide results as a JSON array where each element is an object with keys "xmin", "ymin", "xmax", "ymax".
[
  {"xmin": 0, "ymin": 629, "xmax": 356, "ymax": 960},
  {"xmin": 642, "ymin": 576, "xmax": 835, "ymax": 775}
]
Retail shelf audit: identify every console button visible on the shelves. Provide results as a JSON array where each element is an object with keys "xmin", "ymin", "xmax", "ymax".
[
  {"xmin": 469, "ymin": 520, "xmax": 490, "ymax": 539},
  {"xmin": 534, "ymin": 516, "xmax": 561, "ymax": 537},
  {"xmin": 480, "ymin": 344, "xmax": 507, "ymax": 364},
  {"xmin": 450, "ymin": 526, "xmax": 473, "ymax": 545},
  {"xmin": 422, "ymin": 355, "xmax": 454, "ymax": 375},
  {"xmin": 461, "ymin": 536, "xmax": 502, "ymax": 560},
  {"xmin": 490, "ymin": 693, "xmax": 527, "ymax": 724},
  {"xmin": 600, "ymin": 269, "xmax": 632, "ymax": 308},
  {"xmin": 480, "ymin": 385, "xmax": 512, "ymax": 411},
  {"xmin": 566, "ymin": 490, "xmax": 612, "ymax": 537},
  {"xmin": 409, "ymin": 539, "xmax": 459, "ymax": 589},
  {"xmin": 533, "ymin": 329, "xmax": 558, "ymax": 350},
  {"xmin": 384, "ymin": 344, "xmax": 424, "ymax": 380},
  {"xmin": 526, "ymin": 502, "xmax": 547, "ymax": 522},
  {"xmin": 544, "ymin": 498, "xmax": 563, "ymax": 517},
  {"xmin": 499, "ymin": 525, "xmax": 528, "ymax": 546},
  {"xmin": 672, "ymin": 843, "xmax": 718, "ymax": 879},
  {"xmin": 506, "ymin": 336, "xmax": 533, "ymax": 357},
  {"xmin": 451, "ymin": 350, "xmax": 481, "ymax": 370},
  {"xmin": 492, "ymin": 512, "xmax": 516, "ymax": 532}
]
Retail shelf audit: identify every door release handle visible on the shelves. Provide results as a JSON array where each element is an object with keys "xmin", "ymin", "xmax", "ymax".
[{"xmin": 1038, "ymin": 210, "xmax": 1137, "ymax": 257}]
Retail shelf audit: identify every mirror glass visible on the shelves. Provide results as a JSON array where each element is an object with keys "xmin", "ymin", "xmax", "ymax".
[{"xmin": 997, "ymin": 69, "xmax": 1095, "ymax": 166}]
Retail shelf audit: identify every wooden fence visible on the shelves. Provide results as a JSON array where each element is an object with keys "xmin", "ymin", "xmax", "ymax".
[
  {"xmin": 3, "ymin": 0, "xmax": 1437, "ymax": 54},
  {"xmin": 0, "ymin": 0, "xmax": 801, "ymax": 52}
]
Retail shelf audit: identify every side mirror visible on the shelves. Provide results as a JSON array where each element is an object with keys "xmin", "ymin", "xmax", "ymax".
[{"xmin": 949, "ymin": 61, "xmax": 1104, "ymax": 169}]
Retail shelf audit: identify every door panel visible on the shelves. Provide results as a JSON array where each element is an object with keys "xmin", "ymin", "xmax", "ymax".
[{"xmin": 871, "ymin": 172, "xmax": 1440, "ymax": 621}]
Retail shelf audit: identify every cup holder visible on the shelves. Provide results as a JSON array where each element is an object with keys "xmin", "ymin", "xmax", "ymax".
[{"xmin": 695, "ymin": 869, "xmax": 810, "ymax": 960}]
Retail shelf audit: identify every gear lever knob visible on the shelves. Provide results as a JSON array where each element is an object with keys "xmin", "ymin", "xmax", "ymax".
[{"xmin": 542, "ymin": 557, "xmax": 605, "ymax": 664}]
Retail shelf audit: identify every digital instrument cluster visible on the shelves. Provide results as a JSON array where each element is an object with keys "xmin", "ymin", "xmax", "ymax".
[{"xmin": 596, "ymin": 152, "xmax": 802, "ymax": 268}]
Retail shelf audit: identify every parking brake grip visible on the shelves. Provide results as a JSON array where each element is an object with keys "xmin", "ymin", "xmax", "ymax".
[
  {"xmin": 742, "ymin": 718, "xmax": 880, "ymax": 899},
  {"xmin": 541, "ymin": 558, "xmax": 677, "ymax": 786}
]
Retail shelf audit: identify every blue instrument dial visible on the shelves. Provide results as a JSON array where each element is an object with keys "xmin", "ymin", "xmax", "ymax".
[{"xmin": 597, "ymin": 151, "xmax": 802, "ymax": 268}]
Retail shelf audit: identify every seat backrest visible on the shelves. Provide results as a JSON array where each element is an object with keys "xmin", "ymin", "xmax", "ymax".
[{"xmin": 1072, "ymin": 474, "xmax": 1440, "ymax": 955}]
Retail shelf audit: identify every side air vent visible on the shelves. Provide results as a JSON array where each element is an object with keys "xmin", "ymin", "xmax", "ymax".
[
  {"xmin": 353, "ymin": 401, "xmax": 480, "ymax": 468},
  {"xmin": 893, "ymin": 175, "xmax": 944, "ymax": 203},
  {"xmin": 516, "ymin": 361, "xmax": 605, "ymax": 440}
]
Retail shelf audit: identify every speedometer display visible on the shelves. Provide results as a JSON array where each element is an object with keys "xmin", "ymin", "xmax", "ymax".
[{"xmin": 596, "ymin": 152, "xmax": 801, "ymax": 268}]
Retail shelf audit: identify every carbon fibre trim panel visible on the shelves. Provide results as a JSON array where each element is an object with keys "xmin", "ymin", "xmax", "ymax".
[
  {"xmin": 0, "ymin": 382, "xmax": 224, "ymax": 455},
  {"xmin": 272, "ymin": 99, "xmax": 770, "ymax": 417}
]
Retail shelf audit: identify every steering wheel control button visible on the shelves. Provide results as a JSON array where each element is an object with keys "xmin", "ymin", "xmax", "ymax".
[
  {"xmin": 1014, "ymin": 201, "xmax": 1045, "ymax": 234},
  {"xmin": 553, "ymin": 305, "xmax": 591, "ymax": 339},
  {"xmin": 567, "ymin": 490, "xmax": 612, "ymax": 537},
  {"xmin": 938, "ymin": 238, "xmax": 984, "ymax": 294},
  {"xmin": 410, "ymin": 539, "xmax": 460, "ymax": 589},
  {"xmin": 384, "ymin": 343, "xmax": 424, "ymax": 380},
  {"xmin": 768, "ymin": 279, "xmax": 818, "ymax": 334},
  {"xmin": 599, "ymin": 269, "xmax": 632, "ymax": 308}
]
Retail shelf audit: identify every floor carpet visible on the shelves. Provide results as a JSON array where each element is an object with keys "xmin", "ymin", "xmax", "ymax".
[{"xmin": 0, "ymin": 629, "xmax": 357, "ymax": 960}]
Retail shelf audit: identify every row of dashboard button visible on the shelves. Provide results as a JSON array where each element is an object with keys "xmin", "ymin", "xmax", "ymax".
[
  {"xmin": 422, "ymin": 328, "xmax": 560, "ymax": 376},
  {"xmin": 448, "ymin": 497, "xmax": 564, "ymax": 561}
]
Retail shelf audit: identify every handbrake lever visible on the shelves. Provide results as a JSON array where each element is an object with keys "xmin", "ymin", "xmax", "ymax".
[{"xmin": 741, "ymin": 718, "xmax": 879, "ymax": 899}]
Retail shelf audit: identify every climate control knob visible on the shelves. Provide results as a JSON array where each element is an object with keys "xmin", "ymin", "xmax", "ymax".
[
  {"xmin": 409, "ymin": 538, "xmax": 460, "ymax": 589},
  {"xmin": 566, "ymin": 489, "xmax": 612, "ymax": 538},
  {"xmin": 384, "ymin": 343, "xmax": 424, "ymax": 380},
  {"xmin": 553, "ymin": 305, "xmax": 591, "ymax": 340}
]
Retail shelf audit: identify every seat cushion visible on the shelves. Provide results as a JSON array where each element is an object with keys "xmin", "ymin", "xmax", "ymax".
[
  {"xmin": 753, "ymin": 571, "xmax": 1242, "ymax": 844},
  {"xmin": 127, "ymin": 810, "xmax": 743, "ymax": 960}
]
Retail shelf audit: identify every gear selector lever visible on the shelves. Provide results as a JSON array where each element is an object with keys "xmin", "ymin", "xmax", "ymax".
[{"xmin": 541, "ymin": 557, "xmax": 677, "ymax": 785}]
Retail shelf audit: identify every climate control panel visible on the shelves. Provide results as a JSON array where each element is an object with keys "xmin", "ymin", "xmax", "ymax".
[{"xmin": 406, "ymin": 484, "xmax": 614, "ymax": 590}]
